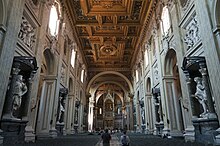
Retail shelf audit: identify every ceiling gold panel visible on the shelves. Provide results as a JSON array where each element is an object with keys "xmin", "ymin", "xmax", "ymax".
[{"xmin": 67, "ymin": 0, "xmax": 152, "ymax": 73}]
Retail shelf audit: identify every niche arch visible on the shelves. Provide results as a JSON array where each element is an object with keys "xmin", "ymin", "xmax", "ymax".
[
  {"xmin": 69, "ymin": 78, "xmax": 74, "ymax": 93},
  {"xmin": 163, "ymin": 48, "xmax": 184, "ymax": 135},
  {"xmin": 164, "ymin": 48, "xmax": 177, "ymax": 75},
  {"xmin": 43, "ymin": 48, "xmax": 56, "ymax": 75},
  {"xmin": 146, "ymin": 78, "xmax": 151, "ymax": 93}
]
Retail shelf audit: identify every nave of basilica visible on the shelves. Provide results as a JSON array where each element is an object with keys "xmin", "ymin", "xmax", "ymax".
[{"xmin": 0, "ymin": 0, "xmax": 220, "ymax": 145}]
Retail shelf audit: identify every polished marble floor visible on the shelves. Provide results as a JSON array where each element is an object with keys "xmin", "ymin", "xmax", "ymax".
[{"xmin": 0, "ymin": 132, "xmax": 207, "ymax": 146}]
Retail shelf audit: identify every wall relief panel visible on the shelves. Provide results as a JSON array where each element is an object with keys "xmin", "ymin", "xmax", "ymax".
[{"xmin": 183, "ymin": 17, "xmax": 201, "ymax": 51}]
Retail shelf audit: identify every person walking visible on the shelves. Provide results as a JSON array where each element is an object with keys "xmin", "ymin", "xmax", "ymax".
[
  {"xmin": 120, "ymin": 131, "xmax": 130, "ymax": 146},
  {"xmin": 101, "ymin": 129, "xmax": 111, "ymax": 146}
]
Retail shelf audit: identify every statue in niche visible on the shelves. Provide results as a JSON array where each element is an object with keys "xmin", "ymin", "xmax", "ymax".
[
  {"xmin": 157, "ymin": 103, "xmax": 162, "ymax": 122},
  {"xmin": 74, "ymin": 100, "xmax": 80, "ymax": 124},
  {"xmin": 57, "ymin": 95, "xmax": 65, "ymax": 123},
  {"xmin": 194, "ymin": 77, "xmax": 208, "ymax": 117},
  {"xmin": 74, "ymin": 108, "xmax": 78, "ymax": 124},
  {"xmin": 141, "ymin": 107, "xmax": 145, "ymax": 124},
  {"xmin": 117, "ymin": 107, "xmax": 120, "ymax": 114},
  {"xmin": 12, "ymin": 75, "xmax": 28, "ymax": 111}
]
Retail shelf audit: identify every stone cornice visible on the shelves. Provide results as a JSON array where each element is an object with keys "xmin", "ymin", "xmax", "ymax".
[
  {"xmin": 64, "ymin": 0, "xmax": 88, "ymax": 67},
  {"xmin": 131, "ymin": 0, "xmax": 157, "ymax": 68}
]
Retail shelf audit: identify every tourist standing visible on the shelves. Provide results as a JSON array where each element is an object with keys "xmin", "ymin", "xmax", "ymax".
[
  {"xmin": 101, "ymin": 129, "xmax": 111, "ymax": 146},
  {"xmin": 120, "ymin": 131, "xmax": 130, "ymax": 146}
]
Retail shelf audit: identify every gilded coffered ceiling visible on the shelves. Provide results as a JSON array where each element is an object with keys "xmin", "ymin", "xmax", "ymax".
[{"xmin": 66, "ymin": 0, "xmax": 153, "ymax": 73}]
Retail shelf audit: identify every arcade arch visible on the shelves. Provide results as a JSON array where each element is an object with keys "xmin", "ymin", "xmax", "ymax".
[
  {"xmin": 86, "ymin": 71, "xmax": 133, "ymax": 94},
  {"xmin": 35, "ymin": 48, "xmax": 58, "ymax": 135},
  {"xmin": 163, "ymin": 49, "xmax": 184, "ymax": 136},
  {"xmin": 87, "ymin": 72, "xmax": 133, "ymax": 132},
  {"xmin": 145, "ymin": 77, "xmax": 154, "ymax": 133}
]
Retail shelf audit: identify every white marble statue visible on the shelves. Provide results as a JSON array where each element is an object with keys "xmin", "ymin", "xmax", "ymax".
[
  {"xmin": 12, "ymin": 75, "xmax": 28, "ymax": 111},
  {"xmin": 58, "ymin": 96, "xmax": 65, "ymax": 123},
  {"xmin": 194, "ymin": 77, "xmax": 208, "ymax": 116}
]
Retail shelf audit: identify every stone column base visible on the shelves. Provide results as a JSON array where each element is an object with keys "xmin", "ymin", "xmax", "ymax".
[
  {"xmin": 0, "ymin": 118, "xmax": 28, "ymax": 145},
  {"xmin": 56, "ymin": 123, "xmax": 64, "ymax": 136},
  {"xmin": 49, "ymin": 127, "xmax": 58, "ymax": 138},
  {"xmin": 145, "ymin": 128, "xmax": 150, "ymax": 134},
  {"xmin": 184, "ymin": 126, "xmax": 195, "ymax": 142},
  {"xmin": 63, "ymin": 128, "xmax": 67, "ymax": 136},
  {"xmin": 141, "ymin": 125, "xmax": 146, "ymax": 133},
  {"xmin": 70, "ymin": 128, "xmax": 75, "ymax": 134},
  {"xmin": 25, "ymin": 126, "xmax": 35, "ymax": 142},
  {"xmin": 153, "ymin": 127, "xmax": 157, "ymax": 135},
  {"xmin": 162, "ymin": 126, "xmax": 171, "ymax": 138},
  {"xmin": 156, "ymin": 122, "xmax": 164, "ymax": 136},
  {"xmin": 74, "ymin": 126, "xmax": 78, "ymax": 134},
  {"xmin": 215, "ymin": 128, "xmax": 220, "ymax": 144},
  {"xmin": 192, "ymin": 117, "xmax": 218, "ymax": 145},
  {"xmin": 0, "ymin": 129, "xmax": 3, "ymax": 144}
]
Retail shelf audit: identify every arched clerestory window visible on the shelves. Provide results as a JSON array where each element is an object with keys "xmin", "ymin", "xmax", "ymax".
[
  {"xmin": 48, "ymin": 1, "xmax": 61, "ymax": 36},
  {"xmin": 80, "ymin": 69, "xmax": 85, "ymax": 83},
  {"xmin": 136, "ymin": 69, "xmax": 139, "ymax": 83},
  {"xmin": 144, "ymin": 49, "xmax": 149, "ymax": 67},
  {"xmin": 71, "ymin": 49, "xmax": 76, "ymax": 68},
  {"xmin": 161, "ymin": 6, "xmax": 171, "ymax": 36}
]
